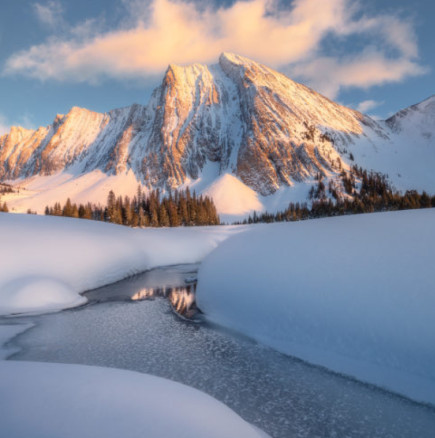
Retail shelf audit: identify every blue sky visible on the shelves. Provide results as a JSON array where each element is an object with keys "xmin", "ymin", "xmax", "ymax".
[{"xmin": 0, "ymin": 0, "xmax": 434, "ymax": 133}]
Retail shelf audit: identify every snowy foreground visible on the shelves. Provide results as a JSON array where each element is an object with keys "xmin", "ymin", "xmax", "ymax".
[
  {"xmin": 0, "ymin": 213, "xmax": 239, "ymax": 315},
  {"xmin": 1, "ymin": 208, "xmax": 434, "ymax": 433},
  {"xmin": 197, "ymin": 209, "xmax": 435, "ymax": 406},
  {"xmin": 0, "ymin": 214, "xmax": 270, "ymax": 437},
  {"xmin": 0, "ymin": 361, "xmax": 268, "ymax": 438}
]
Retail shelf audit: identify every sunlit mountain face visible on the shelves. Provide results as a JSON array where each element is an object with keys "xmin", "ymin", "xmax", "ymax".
[{"xmin": 1, "ymin": 53, "xmax": 434, "ymax": 217}]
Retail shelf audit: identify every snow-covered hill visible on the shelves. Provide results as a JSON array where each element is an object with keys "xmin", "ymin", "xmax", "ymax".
[
  {"xmin": 0, "ymin": 213, "xmax": 238, "ymax": 315},
  {"xmin": 0, "ymin": 53, "xmax": 434, "ymax": 217},
  {"xmin": 197, "ymin": 209, "xmax": 435, "ymax": 406},
  {"xmin": 345, "ymin": 95, "xmax": 435, "ymax": 193}
]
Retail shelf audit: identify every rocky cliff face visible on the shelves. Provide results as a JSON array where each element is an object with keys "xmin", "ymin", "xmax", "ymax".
[
  {"xmin": 0, "ymin": 53, "xmax": 432, "ymax": 199},
  {"xmin": 135, "ymin": 52, "xmax": 388, "ymax": 195}
]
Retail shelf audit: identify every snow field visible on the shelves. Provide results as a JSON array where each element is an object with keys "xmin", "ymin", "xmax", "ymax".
[
  {"xmin": 0, "ymin": 213, "xmax": 240, "ymax": 315},
  {"xmin": 196, "ymin": 209, "xmax": 435, "ymax": 405},
  {"xmin": 0, "ymin": 213, "xmax": 268, "ymax": 438},
  {"xmin": 0, "ymin": 361, "xmax": 269, "ymax": 438}
]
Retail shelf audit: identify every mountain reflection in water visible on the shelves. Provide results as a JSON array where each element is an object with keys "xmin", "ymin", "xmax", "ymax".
[
  {"xmin": 131, "ymin": 285, "xmax": 197, "ymax": 319},
  {"xmin": 83, "ymin": 264, "xmax": 200, "ymax": 320}
]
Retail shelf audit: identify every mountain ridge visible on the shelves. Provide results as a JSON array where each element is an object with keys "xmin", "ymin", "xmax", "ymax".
[{"xmin": 1, "ymin": 53, "xmax": 434, "ymax": 217}]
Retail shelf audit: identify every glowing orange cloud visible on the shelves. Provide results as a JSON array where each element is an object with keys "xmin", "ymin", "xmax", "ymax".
[{"xmin": 3, "ymin": 0, "xmax": 426, "ymax": 97}]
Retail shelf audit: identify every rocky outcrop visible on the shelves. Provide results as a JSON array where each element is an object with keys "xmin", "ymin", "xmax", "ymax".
[{"xmin": 2, "ymin": 53, "xmax": 430, "ymax": 197}]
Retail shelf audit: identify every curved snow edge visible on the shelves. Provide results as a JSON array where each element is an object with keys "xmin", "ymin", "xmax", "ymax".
[
  {"xmin": 0, "ymin": 213, "xmax": 243, "ymax": 316},
  {"xmin": 0, "ymin": 360, "xmax": 270, "ymax": 438},
  {"xmin": 197, "ymin": 210, "xmax": 435, "ymax": 406}
]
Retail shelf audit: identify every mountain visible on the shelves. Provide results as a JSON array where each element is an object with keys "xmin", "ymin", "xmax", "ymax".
[{"xmin": 0, "ymin": 53, "xmax": 434, "ymax": 218}]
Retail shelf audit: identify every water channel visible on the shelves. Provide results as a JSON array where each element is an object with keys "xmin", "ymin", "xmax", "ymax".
[{"xmin": 5, "ymin": 265, "xmax": 435, "ymax": 438}]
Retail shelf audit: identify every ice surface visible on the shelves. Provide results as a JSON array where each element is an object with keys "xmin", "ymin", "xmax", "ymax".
[
  {"xmin": 12, "ymin": 283, "xmax": 435, "ymax": 438},
  {"xmin": 0, "ymin": 213, "xmax": 241, "ymax": 315},
  {"xmin": 197, "ymin": 209, "xmax": 435, "ymax": 406},
  {"xmin": 0, "ymin": 360, "xmax": 268, "ymax": 438},
  {"xmin": 0, "ymin": 323, "xmax": 33, "ymax": 359}
]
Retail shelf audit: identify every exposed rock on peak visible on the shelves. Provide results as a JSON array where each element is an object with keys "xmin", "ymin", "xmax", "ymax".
[{"xmin": 1, "ymin": 54, "xmax": 434, "ymax": 206}]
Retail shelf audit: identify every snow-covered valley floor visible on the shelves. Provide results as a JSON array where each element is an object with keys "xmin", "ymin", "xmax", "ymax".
[
  {"xmin": 0, "ymin": 213, "xmax": 241, "ymax": 315},
  {"xmin": 198, "ymin": 209, "xmax": 435, "ymax": 407},
  {"xmin": 1, "ymin": 210, "xmax": 434, "ymax": 437},
  {"xmin": 5, "ymin": 266, "xmax": 435, "ymax": 438}
]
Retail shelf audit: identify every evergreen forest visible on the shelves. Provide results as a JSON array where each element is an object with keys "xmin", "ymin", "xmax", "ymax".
[
  {"xmin": 239, "ymin": 167, "xmax": 435, "ymax": 224},
  {"xmin": 44, "ymin": 187, "xmax": 220, "ymax": 227}
]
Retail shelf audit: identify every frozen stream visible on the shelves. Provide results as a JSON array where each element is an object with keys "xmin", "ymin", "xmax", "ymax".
[{"xmin": 7, "ymin": 265, "xmax": 435, "ymax": 438}]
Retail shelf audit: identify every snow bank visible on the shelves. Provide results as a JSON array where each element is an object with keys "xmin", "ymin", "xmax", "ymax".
[
  {"xmin": 0, "ymin": 361, "xmax": 268, "ymax": 438},
  {"xmin": 197, "ymin": 209, "xmax": 435, "ymax": 405},
  {"xmin": 0, "ymin": 213, "xmax": 239, "ymax": 315},
  {"xmin": 0, "ymin": 277, "xmax": 85, "ymax": 315}
]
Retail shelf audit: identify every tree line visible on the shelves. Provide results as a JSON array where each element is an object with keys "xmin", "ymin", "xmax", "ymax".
[
  {"xmin": 44, "ymin": 187, "xmax": 220, "ymax": 227},
  {"xmin": 3, "ymin": 167, "xmax": 435, "ymax": 225},
  {"xmin": 238, "ymin": 168, "xmax": 435, "ymax": 225}
]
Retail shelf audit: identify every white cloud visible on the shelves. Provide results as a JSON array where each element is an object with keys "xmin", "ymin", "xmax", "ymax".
[
  {"xmin": 33, "ymin": 0, "xmax": 65, "ymax": 30},
  {"xmin": 289, "ymin": 50, "xmax": 427, "ymax": 98},
  {"xmin": 356, "ymin": 99, "xmax": 383, "ymax": 113},
  {"xmin": 0, "ymin": 113, "xmax": 36, "ymax": 136},
  {"xmin": 3, "ymin": 0, "xmax": 427, "ymax": 97},
  {"xmin": 18, "ymin": 113, "xmax": 37, "ymax": 131}
]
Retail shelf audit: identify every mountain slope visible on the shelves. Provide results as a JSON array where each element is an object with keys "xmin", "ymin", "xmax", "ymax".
[
  {"xmin": 345, "ymin": 95, "xmax": 435, "ymax": 192},
  {"xmin": 0, "ymin": 53, "xmax": 433, "ymax": 217}
]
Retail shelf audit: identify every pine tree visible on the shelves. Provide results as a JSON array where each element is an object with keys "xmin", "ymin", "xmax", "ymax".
[
  {"xmin": 107, "ymin": 190, "xmax": 116, "ymax": 220},
  {"xmin": 150, "ymin": 207, "xmax": 159, "ymax": 227},
  {"xmin": 158, "ymin": 203, "xmax": 170, "ymax": 227},
  {"xmin": 71, "ymin": 203, "xmax": 79, "ymax": 218},
  {"xmin": 168, "ymin": 199, "xmax": 181, "ymax": 226},
  {"xmin": 178, "ymin": 192, "xmax": 189, "ymax": 225},
  {"xmin": 53, "ymin": 202, "xmax": 62, "ymax": 216},
  {"xmin": 138, "ymin": 208, "xmax": 147, "ymax": 227},
  {"xmin": 123, "ymin": 196, "xmax": 133, "ymax": 225},
  {"xmin": 84, "ymin": 203, "xmax": 93, "ymax": 220}
]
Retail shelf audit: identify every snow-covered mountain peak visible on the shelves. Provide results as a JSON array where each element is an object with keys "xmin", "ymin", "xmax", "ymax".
[
  {"xmin": 386, "ymin": 95, "xmax": 435, "ymax": 136},
  {"xmin": 1, "ymin": 53, "xmax": 435, "ymax": 213},
  {"xmin": 65, "ymin": 106, "xmax": 102, "ymax": 120},
  {"xmin": 3, "ymin": 125, "xmax": 35, "ymax": 140},
  {"xmin": 219, "ymin": 52, "xmax": 245, "ymax": 63},
  {"xmin": 53, "ymin": 114, "xmax": 65, "ymax": 127},
  {"xmin": 218, "ymin": 52, "xmax": 368, "ymax": 133},
  {"xmin": 218, "ymin": 52, "xmax": 255, "ymax": 70},
  {"xmin": 164, "ymin": 62, "xmax": 213, "ymax": 88},
  {"xmin": 418, "ymin": 94, "xmax": 435, "ymax": 108}
]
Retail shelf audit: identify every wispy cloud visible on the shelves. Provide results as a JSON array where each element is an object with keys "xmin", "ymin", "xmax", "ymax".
[
  {"xmin": 356, "ymin": 99, "xmax": 384, "ymax": 113},
  {"xmin": 0, "ymin": 113, "xmax": 36, "ymax": 135},
  {"xmin": 33, "ymin": 0, "xmax": 65, "ymax": 30},
  {"xmin": 3, "ymin": 0, "xmax": 427, "ymax": 98},
  {"xmin": 290, "ymin": 51, "xmax": 427, "ymax": 98}
]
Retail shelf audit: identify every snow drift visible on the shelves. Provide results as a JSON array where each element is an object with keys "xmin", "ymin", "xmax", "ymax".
[
  {"xmin": 0, "ymin": 361, "xmax": 269, "ymax": 438},
  {"xmin": 196, "ymin": 209, "xmax": 435, "ymax": 405},
  {"xmin": 0, "ymin": 213, "xmax": 239, "ymax": 315}
]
